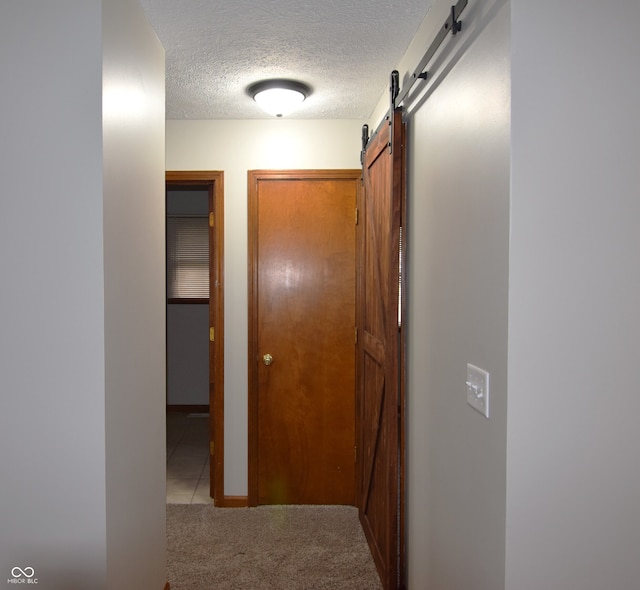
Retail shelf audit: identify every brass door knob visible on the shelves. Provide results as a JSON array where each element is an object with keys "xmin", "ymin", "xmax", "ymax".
[{"xmin": 263, "ymin": 353, "xmax": 273, "ymax": 366}]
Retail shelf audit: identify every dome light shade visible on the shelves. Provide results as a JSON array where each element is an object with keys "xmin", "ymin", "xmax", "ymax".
[{"xmin": 248, "ymin": 80, "xmax": 311, "ymax": 117}]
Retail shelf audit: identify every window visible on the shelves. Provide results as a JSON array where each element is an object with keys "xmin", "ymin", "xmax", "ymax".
[{"xmin": 166, "ymin": 215, "xmax": 209, "ymax": 300}]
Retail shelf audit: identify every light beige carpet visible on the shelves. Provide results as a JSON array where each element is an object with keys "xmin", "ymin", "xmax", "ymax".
[{"xmin": 167, "ymin": 504, "xmax": 382, "ymax": 590}]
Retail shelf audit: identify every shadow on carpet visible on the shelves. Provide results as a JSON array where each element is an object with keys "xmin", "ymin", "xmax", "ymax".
[{"xmin": 167, "ymin": 504, "xmax": 383, "ymax": 590}]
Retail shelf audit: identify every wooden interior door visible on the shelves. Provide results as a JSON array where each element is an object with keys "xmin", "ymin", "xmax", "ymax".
[
  {"xmin": 357, "ymin": 111, "xmax": 405, "ymax": 590},
  {"xmin": 248, "ymin": 170, "xmax": 360, "ymax": 506}
]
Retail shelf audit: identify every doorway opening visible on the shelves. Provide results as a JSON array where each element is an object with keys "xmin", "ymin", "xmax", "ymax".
[{"xmin": 165, "ymin": 171, "xmax": 224, "ymax": 505}]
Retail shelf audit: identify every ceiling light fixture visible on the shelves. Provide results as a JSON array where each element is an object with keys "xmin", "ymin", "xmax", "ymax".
[{"xmin": 248, "ymin": 79, "xmax": 311, "ymax": 118}]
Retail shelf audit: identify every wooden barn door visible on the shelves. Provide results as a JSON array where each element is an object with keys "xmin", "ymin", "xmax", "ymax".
[{"xmin": 357, "ymin": 110, "xmax": 405, "ymax": 590}]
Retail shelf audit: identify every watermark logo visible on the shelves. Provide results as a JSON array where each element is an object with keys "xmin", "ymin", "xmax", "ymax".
[{"xmin": 7, "ymin": 567, "xmax": 37, "ymax": 585}]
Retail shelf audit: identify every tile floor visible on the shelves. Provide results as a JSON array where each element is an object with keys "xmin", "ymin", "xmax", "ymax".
[{"xmin": 166, "ymin": 412, "xmax": 213, "ymax": 504}]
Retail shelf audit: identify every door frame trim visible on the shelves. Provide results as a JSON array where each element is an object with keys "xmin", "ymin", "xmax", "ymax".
[
  {"xmin": 247, "ymin": 169, "xmax": 361, "ymax": 506},
  {"xmin": 166, "ymin": 170, "xmax": 225, "ymax": 506}
]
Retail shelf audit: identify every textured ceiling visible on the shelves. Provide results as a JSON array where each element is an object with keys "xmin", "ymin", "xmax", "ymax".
[{"xmin": 138, "ymin": 0, "xmax": 431, "ymax": 119}]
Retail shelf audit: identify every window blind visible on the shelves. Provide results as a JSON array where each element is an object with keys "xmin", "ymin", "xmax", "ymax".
[{"xmin": 167, "ymin": 215, "xmax": 209, "ymax": 299}]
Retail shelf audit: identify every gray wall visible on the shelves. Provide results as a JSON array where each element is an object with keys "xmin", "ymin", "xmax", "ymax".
[
  {"xmin": 404, "ymin": 0, "xmax": 510, "ymax": 587},
  {"xmin": 506, "ymin": 1, "xmax": 640, "ymax": 588},
  {"xmin": 0, "ymin": 1, "xmax": 166, "ymax": 588},
  {"xmin": 397, "ymin": 0, "xmax": 640, "ymax": 587},
  {"xmin": 166, "ymin": 305, "xmax": 209, "ymax": 406}
]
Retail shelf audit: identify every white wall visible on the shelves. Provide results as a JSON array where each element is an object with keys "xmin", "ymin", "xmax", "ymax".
[
  {"xmin": 0, "ymin": 1, "xmax": 166, "ymax": 588},
  {"xmin": 0, "ymin": 2, "xmax": 107, "ymax": 587},
  {"xmin": 395, "ymin": 0, "xmax": 511, "ymax": 587},
  {"xmin": 166, "ymin": 119, "xmax": 363, "ymax": 495},
  {"xmin": 506, "ymin": 1, "xmax": 640, "ymax": 588},
  {"xmin": 103, "ymin": 0, "xmax": 166, "ymax": 588}
]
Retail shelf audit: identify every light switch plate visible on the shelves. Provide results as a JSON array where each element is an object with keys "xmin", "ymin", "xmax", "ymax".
[{"xmin": 466, "ymin": 364, "xmax": 490, "ymax": 418}]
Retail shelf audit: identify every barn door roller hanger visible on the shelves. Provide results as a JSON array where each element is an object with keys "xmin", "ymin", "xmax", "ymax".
[
  {"xmin": 362, "ymin": 0, "xmax": 469, "ymax": 155},
  {"xmin": 391, "ymin": 0, "xmax": 468, "ymax": 113}
]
